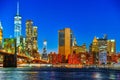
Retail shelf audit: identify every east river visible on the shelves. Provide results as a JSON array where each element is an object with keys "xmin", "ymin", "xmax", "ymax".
[{"xmin": 0, "ymin": 67, "xmax": 120, "ymax": 80}]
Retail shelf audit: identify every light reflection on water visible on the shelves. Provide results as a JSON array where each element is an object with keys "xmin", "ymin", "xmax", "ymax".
[
  {"xmin": 93, "ymin": 72, "xmax": 102, "ymax": 79},
  {"xmin": 0, "ymin": 68, "xmax": 119, "ymax": 80}
]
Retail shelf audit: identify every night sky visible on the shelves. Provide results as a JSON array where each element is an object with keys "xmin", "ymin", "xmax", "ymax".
[{"xmin": 0, "ymin": 0, "xmax": 120, "ymax": 53}]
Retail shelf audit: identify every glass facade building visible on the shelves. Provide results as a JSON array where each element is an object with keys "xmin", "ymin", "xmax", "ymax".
[
  {"xmin": 58, "ymin": 28, "xmax": 73, "ymax": 59},
  {"xmin": 14, "ymin": 2, "xmax": 22, "ymax": 47}
]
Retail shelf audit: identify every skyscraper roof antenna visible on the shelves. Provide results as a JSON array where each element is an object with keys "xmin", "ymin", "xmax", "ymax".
[{"xmin": 17, "ymin": 1, "xmax": 19, "ymax": 15}]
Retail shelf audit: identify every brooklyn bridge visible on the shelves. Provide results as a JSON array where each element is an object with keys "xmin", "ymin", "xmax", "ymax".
[{"xmin": 0, "ymin": 50, "xmax": 48, "ymax": 67}]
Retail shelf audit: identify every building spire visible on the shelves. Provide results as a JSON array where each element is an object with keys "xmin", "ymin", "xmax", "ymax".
[
  {"xmin": 0, "ymin": 21, "xmax": 1, "ymax": 27},
  {"xmin": 0, "ymin": 21, "xmax": 3, "ymax": 30},
  {"xmin": 17, "ymin": 1, "xmax": 19, "ymax": 15}
]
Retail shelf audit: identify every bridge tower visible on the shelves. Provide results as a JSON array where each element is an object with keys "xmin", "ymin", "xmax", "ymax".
[
  {"xmin": 42, "ymin": 40, "xmax": 48, "ymax": 60},
  {"xmin": 3, "ymin": 39, "xmax": 17, "ymax": 67}
]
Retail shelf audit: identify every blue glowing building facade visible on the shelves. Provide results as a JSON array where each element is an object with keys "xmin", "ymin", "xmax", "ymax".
[{"xmin": 14, "ymin": 2, "xmax": 22, "ymax": 47}]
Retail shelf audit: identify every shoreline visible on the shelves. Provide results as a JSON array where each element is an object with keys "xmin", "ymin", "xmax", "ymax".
[
  {"xmin": 0, "ymin": 63, "xmax": 119, "ymax": 71},
  {"xmin": 0, "ymin": 66, "xmax": 120, "ymax": 73},
  {"xmin": 0, "ymin": 63, "xmax": 120, "ymax": 70}
]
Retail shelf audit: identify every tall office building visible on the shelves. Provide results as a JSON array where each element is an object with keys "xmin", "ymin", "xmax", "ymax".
[
  {"xmin": 33, "ymin": 26, "xmax": 38, "ymax": 51},
  {"xmin": 14, "ymin": 2, "xmax": 22, "ymax": 47},
  {"xmin": 91, "ymin": 36, "xmax": 99, "ymax": 52},
  {"xmin": 90, "ymin": 36, "xmax": 99, "ymax": 65},
  {"xmin": 26, "ymin": 20, "xmax": 39, "ymax": 57},
  {"xmin": 18, "ymin": 36, "xmax": 26, "ymax": 54},
  {"xmin": 90, "ymin": 35, "xmax": 107, "ymax": 52},
  {"xmin": 0, "ymin": 22, "xmax": 3, "ymax": 49},
  {"xmin": 42, "ymin": 40, "xmax": 48, "ymax": 60},
  {"xmin": 90, "ymin": 35, "xmax": 116, "ymax": 65},
  {"xmin": 97, "ymin": 35, "xmax": 107, "ymax": 65},
  {"xmin": 107, "ymin": 39, "xmax": 116, "ymax": 54},
  {"xmin": 58, "ymin": 28, "xmax": 73, "ymax": 60},
  {"xmin": 26, "ymin": 20, "xmax": 33, "ymax": 56},
  {"xmin": 97, "ymin": 35, "xmax": 107, "ymax": 52},
  {"xmin": 72, "ymin": 37, "xmax": 77, "ymax": 46}
]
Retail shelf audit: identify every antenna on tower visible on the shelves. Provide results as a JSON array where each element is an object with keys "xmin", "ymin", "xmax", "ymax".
[{"xmin": 17, "ymin": 1, "xmax": 19, "ymax": 15}]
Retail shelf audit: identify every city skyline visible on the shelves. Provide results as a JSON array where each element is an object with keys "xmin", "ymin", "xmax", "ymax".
[{"xmin": 0, "ymin": 0, "xmax": 120, "ymax": 53}]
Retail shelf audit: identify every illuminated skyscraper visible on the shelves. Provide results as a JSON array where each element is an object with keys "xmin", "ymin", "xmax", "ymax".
[
  {"xmin": 97, "ymin": 36, "xmax": 107, "ymax": 65},
  {"xmin": 18, "ymin": 36, "xmax": 26, "ymax": 54},
  {"xmin": 0, "ymin": 21, "xmax": 3, "ymax": 49},
  {"xmin": 42, "ymin": 40, "xmax": 48, "ymax": 60},
  {"xmin": 26, "ymin": 20, "xmax": 39, "ymax": 58},
  {"xmin": 107, "ymin": 39, "xmax": 116, "ymax": 54},
  {"xmin": 90, "ymin": 35, "xmax": 107, "ymax": 53},
  {"xmin": 26, "ymin": 20, "xmax": 33, "ymax": 56},
  {"xmin": 72, "ymin": 37, "xmax": 77, "ymax": 46},
  {"xmin": 32, "ymin": 26, "xmax": 39, "ymax": 58},
  {"xmin": 33, "ymin": 26, "xmax": 38, "ymax": 51},
  {"xmin": 58, "ymin": 28, "xmax": 73, "ymax": 60},
  {"xmin": 14, "ymin": 2, "xmax": 22, "ymax": 47},
  {"xmin": 90, "ymin": 36, "xmax": 99, "ymax": 65},
  {"xmin": 91, "ymin": 36, "xmax": 99, "ymax": 52},
  {"xmin": 97, "ymin": 35, "xmax": 107, "ymax": 52},
  {"xmin": 90, "ymin": 35, "xmax": 116, "ymax": 65}
]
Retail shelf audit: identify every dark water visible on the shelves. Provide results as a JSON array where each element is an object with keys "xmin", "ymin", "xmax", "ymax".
[{"xmin": 0, "ymin": 67, "xmax": 120, "ymax": 80}]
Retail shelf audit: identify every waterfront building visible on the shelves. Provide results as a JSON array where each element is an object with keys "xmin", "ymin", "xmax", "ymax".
[
  {"xmin": 14, "ymin": 2, "xmax": 22, "ymax": 47},
  {"xmin": 107, "ymin": 39, "xmax": 116, "ymax": 54},
  {"xmin": 80, "ymin": 52, "xmax": 89, "ymax": 65},
  {"xmin": 72, "ymin": 37, "xmax": 87, "ymax": 53},
  {"xmin": 26, "ymin": 20, "xmax": 33, "ymax": 56},
  {"xmin": 72, "ymin": 43, "xmax": 87, "ymax": 54},
  {"xmin": 97, "ymin": 36, "xmax": 107, "ymax": 52},
  {"xmin": 99, "ymin": 51, "xmax": 107, "ymax": 65},
  {"xmin": 18, "ymin": 36, "xmax": 26, "ymax": 54},
  {"xmin": 48, "ymin": 52, "xmax": 57, "ymax": 64},
  {"xmin": 91, "ymin": 36, "xmax": 99, "ymax": 52},
  {"xmin": 90, "ymin": 35, "xmax": 116, "ymax": 65},
  {"xmin": 32, "ymin": 26, "xmax": 39, "ymax": 58},
  {"xmin": 0, "ymin": 21, "xmax": 3, "ymax": 49},
  {"xmin": 90, "ymin": 35, "xmax": 107, "ymax": 65},
  {"xmin": 48, "ymin": 52, "xmax": 65, "ymax": 64},
  {"xmin": 68, "ymin": 53, "xmax": 81, "ymax": 64},
  {"xmin": 25, "ymin": 20, "xmax": 39, "ymax": 58},
  {"xmin": 97, "ymin": 35, "xmax": 107, "ymax": 65},
  {"xmin": 42, "ymin": 40, "xmax": 48, "ymax": 60},
  {"xmin": 90, "ymin": 35, "xmax": 107, "ymax": 53},
  {"xmin": 20, "ymin": 37, "xmax": 26, "ymax": 51},
  {"xmin": 58, "ymin": 28, "xmax": 73, "ymax": 60},
  {"xmin": 32, "ymin": 26, "xmax": 38, "ymax": 51},
  {"xmin": 90, "ymin": 36, "xmax": 99, "ymax": 65}
]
